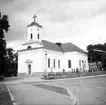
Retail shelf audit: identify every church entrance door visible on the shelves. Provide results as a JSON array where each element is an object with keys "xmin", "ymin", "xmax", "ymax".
[
  {"xmin": 28, "ymin": 64, "xmax": 31, "ymax": 74},
  {"xmin": 26, "ymin": 59, "xmax": 32, "ymax": 75}
]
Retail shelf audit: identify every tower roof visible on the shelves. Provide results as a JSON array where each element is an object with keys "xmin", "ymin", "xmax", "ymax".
[
  {"xmin": 27, "ymin": 14, "xmax": 42, "ymax": 28},
  {"xmin": 27, "ymin": 21, "xmax": 42, "ymax": 28}
]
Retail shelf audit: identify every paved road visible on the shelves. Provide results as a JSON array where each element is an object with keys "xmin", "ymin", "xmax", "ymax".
[
  {"xmin": 45, "ymin": 76, "xmax": 106, "ymax": 105},
  {"xmin": 3, "ymin": 75, "xmax": 106, "ymax": 105},
  {"xmin": 8, "ymin": 83, "xmax": 75, "ymax": 105}
]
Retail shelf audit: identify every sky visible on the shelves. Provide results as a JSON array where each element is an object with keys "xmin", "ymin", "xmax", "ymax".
[{"xmin": 1, "ymin": 0, "xmax": 106, "ymax": 51}]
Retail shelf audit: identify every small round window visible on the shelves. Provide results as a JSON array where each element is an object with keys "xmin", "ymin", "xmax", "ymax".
[{"xmin": 27, "ymin": 46, "xmax": 31, "ymax": 49}]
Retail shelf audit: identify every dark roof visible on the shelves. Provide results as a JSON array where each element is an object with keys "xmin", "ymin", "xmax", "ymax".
[
  {"xmin": 27, "ymin": 21, "xmax": 42, "ymax": 28},
  {"xmin": 42, "ymin": 40, "xmax": 63, "ymax": 52},
  {"xmin": 19, "ymin": 40, "xmax": 86, "ymax": 54},
  {"xmin": 42, "ymin": 40, "xmax": 86, "ymax": 54},
  {"xmin": 61, "ymin": 43, "xmax": 86, "ymax": 54}
]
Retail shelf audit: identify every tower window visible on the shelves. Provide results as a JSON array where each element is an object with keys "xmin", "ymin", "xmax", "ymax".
[
  {"xmin": 30, "ymin": 33, "xmax": 33, "ymax": 39},
  {"xmin": 38, "ymin": 34, "xmax": 39, "ymax": 39}
]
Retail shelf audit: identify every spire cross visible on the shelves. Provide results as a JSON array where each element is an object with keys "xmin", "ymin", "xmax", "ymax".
[{"xmin": 33, "ymin": 14, "xmax": 37, "ymax": 22}]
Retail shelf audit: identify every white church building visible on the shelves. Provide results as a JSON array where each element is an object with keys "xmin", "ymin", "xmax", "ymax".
[{"xmin": 18, "ymin": 15, "xmax": 89, "ymax": 76}]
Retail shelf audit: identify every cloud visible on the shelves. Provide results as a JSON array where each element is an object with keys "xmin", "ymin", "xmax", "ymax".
[
  {"xmin": 7, "ymin": 40, "xmax": 23, "ymax": 50},
  {"xmin": 1, "ymin": 0, "xmax": 106, "ymax": 51}
]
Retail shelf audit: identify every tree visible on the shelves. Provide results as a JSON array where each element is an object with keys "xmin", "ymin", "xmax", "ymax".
[
  {"xmin": 0, "ymin": 12, "xmax": 10, "ymax": 76},
  {"xmin": 87, "ymin": 43, "xmax": 106, "ymax": 71},
  {"xmin": 6, "ymin": 48, "xmax": 15, "ymax": 61},
  {"xmin": 101, "ymin": 53, "xmax": 106, "ymax": 70},
  {"xmin": 6, "ymin": 48, "xmax": 18, "ymax": 76},
  {"xmin": 87, "ymin": 44, "xmax": 103, "ymax": 70}
]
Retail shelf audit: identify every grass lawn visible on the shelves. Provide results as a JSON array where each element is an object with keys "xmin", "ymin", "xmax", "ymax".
[
  {"xmin": 44, "ymin": 71, "xmax": 106, "ymax": 80},
  {"xmin": 0, "ymin": 84, "xmax": 13, "ymax": 105},
  {"xmin": 34, "ymin": 84, "xmax": 70, "ymax": 96}
]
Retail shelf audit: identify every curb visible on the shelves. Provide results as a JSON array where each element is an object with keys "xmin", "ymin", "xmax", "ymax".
[
  {"xmin": 21, "ymin": 74, "xmax": 106, "ymax": 85},
  {"xmin": 7, "ymin": 86, "xmax": 20, "ymax": 105},
  {"xmin": 42, "ymin": 74, "xmax": 106, "ymax": 82}
]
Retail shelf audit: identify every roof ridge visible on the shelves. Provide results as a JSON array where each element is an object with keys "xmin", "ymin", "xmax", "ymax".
[
  {"xmin": 42, "ymin": 40, "xmax": 86, "ymax": 54},
  {"xmin": 42, "ymin": 40, "xmax": 63, "ymax": 52},
  {"xmin": 61, "ymin": 42, "xmax": 86, "ymax": 53}
]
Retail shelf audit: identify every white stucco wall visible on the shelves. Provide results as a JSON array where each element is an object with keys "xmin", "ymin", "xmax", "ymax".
[
  {"xmin": 43, "ymin": 49, "xmax": 63, "ymax": 72},
  {"xmin": 63, "ymin": 52, "xmax": 78, "ymax": 72},
  {"xmin": 22, "ymin": 43, "xmax": 43, "ymax": 49},
  {"xmin": 18, "ymin": 48, "xmax": 89, "ymax": 75},
  {"xmin": 61, "ymin": 51, "xmax": 89, "ymax": 72},
  {"xmin": 76, "ymin": 52, "xmax": 89, "ymax": 71},
  {"xmin": 27, "ymin": 25, "xmax": 42, "ymax": 42},
  {"xmin": 18, "ymin": 48, "xmax": 45, "ymax": 74}
]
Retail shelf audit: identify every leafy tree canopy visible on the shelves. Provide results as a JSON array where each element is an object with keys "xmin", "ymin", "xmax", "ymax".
[
  {"xmin": 0, "ymin": 12, "xmax": 10, "ymax": 76},
  {"xmin": 0, "ymin": 12, "xmax": 10, "ymax": 57}
]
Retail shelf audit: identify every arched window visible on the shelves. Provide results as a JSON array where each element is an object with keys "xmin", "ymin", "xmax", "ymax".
[
  {"xmin": 85, "ymin": 60, "xmax": 86, "ymax": 69},
  {"xmin": 68, "ymin": 60, "xmax": 71, "ymax": 68},
  {"xmin": 79, "ymin": 60, "xmax": 81, "ymax": 69},
  {"xmin": 58, "ymin": 60, "xmax": 60, "ymax": 68},
  {"xmin": 53, "ymin": 59, "xmax": 55, "ymax": 68},
  {"xmin": 30, "ymin": 33, "xmax": 33, "ymax": 39},
  {"xmin": 48, "ymin": 58, "xmax": 50, "ymax": 68},
  {"xmin": 27, "ymin": 46, "xmax": 31, "ymax": 49}
]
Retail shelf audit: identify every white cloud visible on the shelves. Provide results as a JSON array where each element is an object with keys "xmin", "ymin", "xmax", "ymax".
[
  {"xmin": 7, "ymin": 40, "xmax": 23, "ymax": 50},
  {"xmin": 1, "ymin": 0, "xmax": 106, "ymax": 51}
]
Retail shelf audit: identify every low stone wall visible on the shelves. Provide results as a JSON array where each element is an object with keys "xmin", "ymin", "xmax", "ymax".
[
  {"xmin": 43, "ymin": 71, "xmax": 106, "ymax": 79},
  {"xmin": 18, "ymin": 72, "xmax": 44, "ymax": 77},
  {"xmin": 18, "ymin": 73, "xmax": 26, "ymax": 76},
  {"xmin": 32, "ymin": 72, "xmax": 44, "ymax": 76}
]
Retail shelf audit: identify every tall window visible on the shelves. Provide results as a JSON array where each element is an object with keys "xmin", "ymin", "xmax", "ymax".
[
  {"xmin": 30, "ymin": 33, "xmax": 33, "ymax": 39},
  {"xmin": 82, "ymin": 60, "xmax": 84, "ymax": 70},
  {"xmin": 38, "ymin": 34, "xmax": 39, "ymax": 39},
  {"xmin": 53, "ymin": 59, "xmax": 55, "ymax": 68},
  {"xmin": 48, "ymin": 58, "xmax": 50, "ymax": 68},
  {"xmin": 58, "ymin": 60, "xmax": 60, "ymax": 68},
  {"xmin": 68, "ymin": 60, "xmax": 71, "ymax": 68},
  {"xmin": 85, "ymin": 60, "xmax": 86, "ymax": 69},
  {"xmin": 79, "ymin": 60, "xmax": 81, "ymax": 69}
]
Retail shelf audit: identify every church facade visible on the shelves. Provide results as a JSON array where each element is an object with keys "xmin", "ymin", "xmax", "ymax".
[{"xmin": 18, "ymin": 15, "xmax": 89, "ymax": 76}]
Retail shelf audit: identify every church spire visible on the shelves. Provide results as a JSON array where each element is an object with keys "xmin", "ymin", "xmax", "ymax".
[
  {"xmin": 33, "ymin": 14, "xmax": 37, "ymax": 22},
  {"xmin": 27, "ymin": 15, "xmax": 42, "ymax": 28}
]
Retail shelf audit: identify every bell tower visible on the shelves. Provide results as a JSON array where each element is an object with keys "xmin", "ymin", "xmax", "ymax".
[
  {"xmin": 22, "ymin": 15, "xmax": 43, "ymax": 49},
  {"xmin": 27, "ymin": 15, "xmax": 43, "ymax": 42}
]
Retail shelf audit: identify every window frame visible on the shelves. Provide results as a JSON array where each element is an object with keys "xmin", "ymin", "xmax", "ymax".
[
  {"xmin": 53, "ymin": 59, "xmax": 55, "ymax": 68},
  {"xmin": 68, "ymin": 60, "xmax": 71, "ymax": 68},
  {"xmin": 30, "ymin": 33, "xmax": 33, "ymax": 39},
  {"xmin": 58, "ymin": 60, "xmax": 60, "ymax": 68},
  {"xmin": 48, "ymin": 58, "xmax": 50, "ymax": 68},
  {"xmin": 37, "ymin": 34, "xmax": 39, "ymax": 39},
  {"xmin": 79, "ymin": 60, "xmax": 81, "ymax": 69}
]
